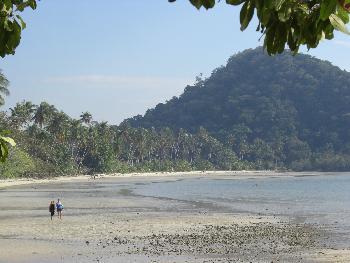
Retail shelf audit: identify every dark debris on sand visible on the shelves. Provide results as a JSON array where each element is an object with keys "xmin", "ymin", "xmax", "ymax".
[{"xmin": 93, "ymin": 221, "xmax": 327, "ymax": 262}]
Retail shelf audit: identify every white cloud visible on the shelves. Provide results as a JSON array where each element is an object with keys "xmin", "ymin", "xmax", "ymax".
[{"xmin": 42, "ymin": 74, "xmax": 193, "ymax": 89}]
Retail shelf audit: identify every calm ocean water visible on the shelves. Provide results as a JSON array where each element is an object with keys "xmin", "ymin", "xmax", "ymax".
[{"xmin": 133, "ymin": 174, "xmax": 350, "ymax": 233}]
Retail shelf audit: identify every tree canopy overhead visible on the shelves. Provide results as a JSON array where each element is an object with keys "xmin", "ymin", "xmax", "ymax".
[
  {"xmin": 0, "ymin": 0, "xmax": 349, "ymax": 57},
  {"xmin": 171, "ymin": 0, "xmax": 350, "ymax": 54},
  {"xmin": 0, "ymin": 0, "xmax": 37, "ymax": 57}
]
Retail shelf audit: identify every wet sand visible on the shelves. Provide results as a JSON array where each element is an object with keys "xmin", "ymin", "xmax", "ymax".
[
  {"xmin": 0, "ymin": 173, "xmax": 349, "ymax": 262},
  {"xmin": 0, "ymin": 170, "xmax": 340, "ymax": 189}
]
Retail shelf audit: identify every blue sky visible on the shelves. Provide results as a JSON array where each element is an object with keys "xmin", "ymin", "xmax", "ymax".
[{"xmin": 2, "ymin": 0, "xmax": 350, "ymax": 124}]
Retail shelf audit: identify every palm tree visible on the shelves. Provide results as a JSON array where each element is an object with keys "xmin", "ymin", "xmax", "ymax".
[
  {"xmin": 33, "ymin": 102, "xmax": 57, "ymax": 128},
  {"xmin": 70, "ymin": 119, "xmax": 83, "ymax": 140},
  {"xmin": 47, "ymin": 111, "xmax": 70, "ymax": 138},
  {"xmin": 80, "ymin": 112, "xmax": 92, "ymax": 126},
  {"xmin": 134, "ymin": 128, "xmax": 148, "ymax": 163},
  {"xmin": 0, "ymin": 70, "xmax": 10, "ymax": 106},
  {"xmin": 9, "ymin": 100, "xmax": 36, "ymax": 129}
]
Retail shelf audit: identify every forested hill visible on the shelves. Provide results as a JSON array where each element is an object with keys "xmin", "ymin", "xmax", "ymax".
[
  {"xmin": 126, "ymin": 48, "xmax": 350, "ymax": 135},
  {"xmin": 125, "ymin": 47, "xmax": 350, "ymax": 170}
]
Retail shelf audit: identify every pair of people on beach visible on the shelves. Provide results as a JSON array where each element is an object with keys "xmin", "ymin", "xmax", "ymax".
[{"xmin": 49, "ymin": 199, "xmax": 64, "ymax": 220}]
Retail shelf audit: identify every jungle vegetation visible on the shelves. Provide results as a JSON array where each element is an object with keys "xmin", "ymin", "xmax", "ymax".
[
  {"xmin": 2, "ymin": 48, "xmax": 350, "ymax": 178},
  {"xmin": 0, "ymin": 101, "xmax": 244, "ymax": 178},
  {"xmin": 125, "ymin": 48, "xmax": 350, "ymax": 172}
]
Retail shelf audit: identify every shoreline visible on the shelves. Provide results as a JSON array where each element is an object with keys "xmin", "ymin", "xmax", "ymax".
[
  {"xmin": 0, "ymin": 171, "xmax": 349, "ymax": 262},
  {"xmin": 0, "ymin": 170, "xmax": 346, "ymax": 189}
]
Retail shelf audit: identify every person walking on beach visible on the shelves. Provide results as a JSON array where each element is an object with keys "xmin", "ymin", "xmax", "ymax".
[
  {"xmin": 49, "ymin": 201, "xmax": 55, "ymax": 220},
  {"xmin": 56, "ymin": 198, "xmax": 64, "ymax": 219}
]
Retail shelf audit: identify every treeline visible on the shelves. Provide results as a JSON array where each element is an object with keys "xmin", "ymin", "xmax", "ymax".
[
  {"xmin": 3, "ymin": 48, "xmax": 350, "ymax": 177},
  {"xmin": 0, "ymin": 101, "xmax": 248, "ymax": 178},
  {"xmin": 1, "ymin": 100, "xmax": 350, "ymax": 178}
]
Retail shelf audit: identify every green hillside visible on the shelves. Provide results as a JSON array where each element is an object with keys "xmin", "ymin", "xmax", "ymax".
[{"xmin": 125, "ymin": 48, "xmax": 350, "ymax": 171}]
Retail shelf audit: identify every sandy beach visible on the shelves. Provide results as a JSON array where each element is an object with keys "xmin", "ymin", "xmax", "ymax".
[
  {"xmin": 0, "ymin": 170, "xmax": 337, "ymax": 189},
  {"xmin": 0, "ymin": 170, "xmax": 273, "ymax": 188},
  {"xmin": 0, "ymin": 171, "xmax": 349, "ymax": 262}
]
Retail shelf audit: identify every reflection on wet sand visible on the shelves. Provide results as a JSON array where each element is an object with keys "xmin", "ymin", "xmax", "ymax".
[{"xmin": 0, "ymin": 173, "xmax": 349, "ymax": 262}]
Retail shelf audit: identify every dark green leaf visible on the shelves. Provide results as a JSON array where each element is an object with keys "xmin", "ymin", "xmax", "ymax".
[
  {"xmin": 16, "ymin": 15, "xmax": 26, "ymax": 29},
  {"xmin": 337, "ymin": 4, "xmax": 349, "ymax": 24},
  {"xmin": 202, "ymin": 0, "xmax": 215, "ymax": 9},
  {"xmin": 260, "ymin": 8, "xmax": 271, "ymax": 25},
  {"xmin": 189, "ymin": 0, "xmax": 203, "ymax": 9},
  {"xmin": 320, "ymin": 0, "xmax": 337, "ymax": 21},
  {"xmin": 274, "ymin": 0, "xmax": 285, "ymax": 11},
  {"xmin": 240, "ymin": 0, "xmax": 255, "ymax": 31},
  {"xmin": 278, "ymin": 5, "xmax": 292, "ymax": 22},
  {"xmin": 226, "ymin": 0, "xmax": 245, "ymax": 5}
]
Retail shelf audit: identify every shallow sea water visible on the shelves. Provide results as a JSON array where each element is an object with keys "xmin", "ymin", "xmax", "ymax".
[{"xmin": 133, "ymin": 173, "xmax": 350, "ymax": 235}]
